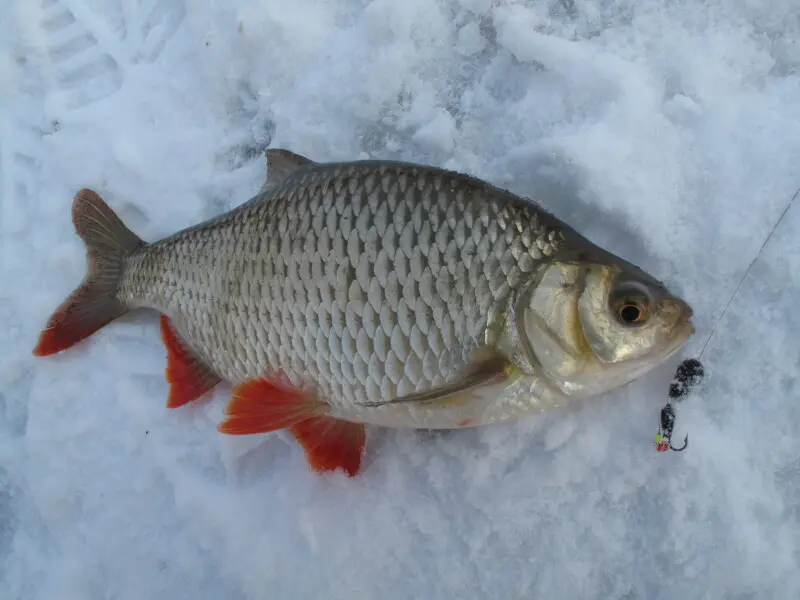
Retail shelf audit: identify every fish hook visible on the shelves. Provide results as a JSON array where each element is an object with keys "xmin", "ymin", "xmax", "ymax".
[
  {"xmin": 669, "ymin": 434, "xmax": 688, "ymax": 452},
  {"xmin": 654, "ymin": 402, "xmax": 681, "ymax": 452},
  {"xmin": 654, "ymin": 359, "xmax": 704, "ymax": 453}
]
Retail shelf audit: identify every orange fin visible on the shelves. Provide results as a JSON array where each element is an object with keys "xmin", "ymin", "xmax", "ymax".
[
  {"xmin": 289, "ymin": 417, "xmax": 366, "ymax": 477},
  {"xmin": 217, "ymin": 377, "xmax": 328, "ymax": 435},
  {"xmin": 160, "ymin": 315, "xmax": 222, "ymax": 408},
  {"xmin": 33, "ymin": 189, "xmax": 144, "ymax": 356}
]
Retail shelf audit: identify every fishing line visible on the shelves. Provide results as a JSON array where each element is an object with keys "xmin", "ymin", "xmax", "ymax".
[
  {"xmin": 697, "ymin": 185, "xmax": 800, "ymax": 360},
  {"xmin": 654, "ymin": 184, "xmax": 800, "ymax": 452}
]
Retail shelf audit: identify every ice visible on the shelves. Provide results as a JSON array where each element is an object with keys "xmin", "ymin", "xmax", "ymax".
[
  {"xmin": 2, "ymin": 0, "xmax": 800, "ymax": 599},
  {"xmin": 455, "ymin": 22, "xmax": 485, "ymax": 57}
]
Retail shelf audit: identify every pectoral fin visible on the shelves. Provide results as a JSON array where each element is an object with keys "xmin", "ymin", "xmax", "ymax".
[
  {"xmin": 161, "ymin": 315, "xmax": 222, "ymax": 408},
  {"xmin": 358, "ymin": 352, "xmax": 517, "ymax": 408}
]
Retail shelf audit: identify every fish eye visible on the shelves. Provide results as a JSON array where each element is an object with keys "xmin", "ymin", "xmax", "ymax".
[
  {"xmin": 610, "ymin": 281, "xmax": 652, "ymax": 326},
  {"xmin": 617, "ymin": 300, "xmax": 647, "ymax": 324}
]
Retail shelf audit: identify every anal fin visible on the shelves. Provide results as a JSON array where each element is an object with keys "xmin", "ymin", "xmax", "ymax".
[
  {"xmin": 217, "ymin": 377, "xmax": 328, "ymax": 434},
  {"xmin": 160, "ymin": 315, "xmax": 222, "ymax": 408},
  {"xmin": 217, "ymin": 377, "xmax": 366, "ymax": 477},
  {"xmin": 290, "ymin": 417, "xmax": 366, "ymax": 477}
]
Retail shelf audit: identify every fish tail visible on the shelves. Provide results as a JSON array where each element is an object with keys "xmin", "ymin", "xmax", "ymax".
[{"xmin": 33, "ymin": 188, "xmax": 145, "ymax": 356}]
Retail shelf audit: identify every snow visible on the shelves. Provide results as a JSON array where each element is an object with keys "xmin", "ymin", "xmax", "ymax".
[{"xmin": 2, "ymin": 0, "xmax": 800, "ymax": 598}]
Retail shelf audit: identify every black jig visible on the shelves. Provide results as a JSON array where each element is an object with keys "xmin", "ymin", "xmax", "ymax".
[{"xmin": 655, "ymin": 358, "xmax": 704, "ymax": 452}]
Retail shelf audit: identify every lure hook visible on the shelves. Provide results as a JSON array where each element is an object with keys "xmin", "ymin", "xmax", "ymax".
[
  {"xmin": 655, "ymin": 359, "xmax": 703, "ymax": 453},
  {"xmin": 654, "ymin": 402, "xmax": 684, "ymax": 452},
  {"xmin": 669, "ymin": 434, "xmax": 688, "ymax": 452}
]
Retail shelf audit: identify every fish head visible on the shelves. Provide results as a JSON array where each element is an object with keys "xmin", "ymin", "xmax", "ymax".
[{"xmin": 515, "ymin": 259, "xmax": 695, "ymax": 398}]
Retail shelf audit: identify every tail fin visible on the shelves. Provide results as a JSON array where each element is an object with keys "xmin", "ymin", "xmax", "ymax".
[{"xmin": 33, "ymin": 189, "xmax": 145, "ymax": 357}]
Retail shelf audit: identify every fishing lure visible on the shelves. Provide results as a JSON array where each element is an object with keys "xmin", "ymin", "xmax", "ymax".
[
  {"xmin": 655, "ymin": 358, "xmax": 704, "ymax": 452},
  {"xmin": 655, "ymin": 185, "xmax": 799, "ymax": 453}
]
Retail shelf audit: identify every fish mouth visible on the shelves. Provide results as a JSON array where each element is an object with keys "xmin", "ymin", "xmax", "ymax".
[
  {"xmin": 665, "ymin": 314, "xmax": 695, "ymax": 359},
  {"xmin": 678, "ymin": 302, "xmax": 696, "ymax": 337},
  {"xmin": 666, "ymin": 296, "xmax": 695, "ymax": 339}
]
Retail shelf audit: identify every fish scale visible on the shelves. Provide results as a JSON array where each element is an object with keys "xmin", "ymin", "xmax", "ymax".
[{"xmin": 113, "ymin": 160, "xmax": 563, "ymax": 427}]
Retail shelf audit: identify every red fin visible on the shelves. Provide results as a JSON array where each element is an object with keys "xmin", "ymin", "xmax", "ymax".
[
  {"xmin": 160, "ymin": 315, "xmax": 221, "ymax": 408},
  {"xmin": 217, "ymin": 377, "xmax": 328, "ymax": 435},
  {"xmin": 289, "ymin": 417, "xmax": 366, "ymax": 477},
  {"xmin": 33, "ymin": 284, "xmax": 127, "ymax": 356},
  {"xmin": 33, "ymin": 189, "xmax": 144, "ymax": 357}
]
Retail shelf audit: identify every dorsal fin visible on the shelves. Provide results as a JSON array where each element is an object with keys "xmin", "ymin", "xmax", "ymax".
[{"xmin": 259, "ymin": 149, "xmax": 314, "ymax": 193}]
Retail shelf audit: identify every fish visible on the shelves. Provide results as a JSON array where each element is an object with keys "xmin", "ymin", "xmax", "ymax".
[{"xmin": 33, "ymin": 149, "xmax": 695, "ymax": 477}]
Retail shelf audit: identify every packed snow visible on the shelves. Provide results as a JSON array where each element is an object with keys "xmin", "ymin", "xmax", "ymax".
[{"xmin": 2, "ymin": 1, "xmax": 800, "ymax": 598}]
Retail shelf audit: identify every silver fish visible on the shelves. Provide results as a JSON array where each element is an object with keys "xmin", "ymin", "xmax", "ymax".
[{"xmin": 33, "ymin": 149, "xmax": 695, "ymax": 476}]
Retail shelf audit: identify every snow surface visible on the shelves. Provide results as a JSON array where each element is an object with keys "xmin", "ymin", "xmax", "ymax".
[{"xmin": 2, "ymin": 1, "xmax": 800, "ymax": 598}]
